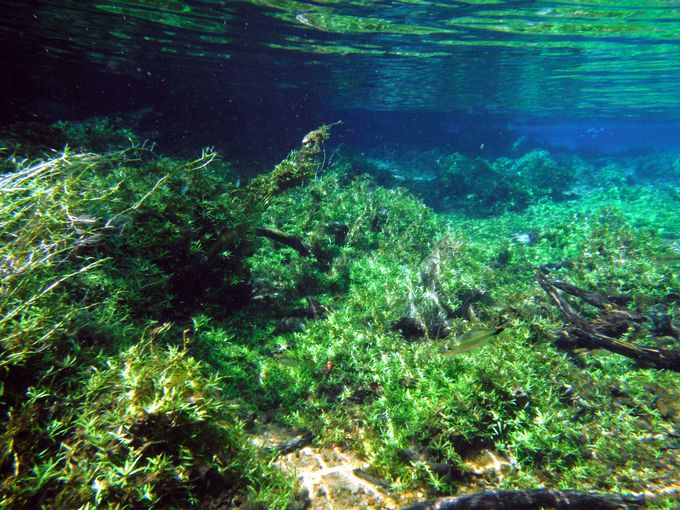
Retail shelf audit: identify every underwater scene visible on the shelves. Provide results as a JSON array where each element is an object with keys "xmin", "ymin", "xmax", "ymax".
[{"xmin": 1, "ymin": 1, "xmax": 680, "ymax": 509}]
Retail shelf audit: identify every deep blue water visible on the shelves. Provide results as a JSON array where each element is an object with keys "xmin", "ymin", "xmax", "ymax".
[{"xmin": 2, "ymin": 0, "xmax": 680, "ymax": 162}]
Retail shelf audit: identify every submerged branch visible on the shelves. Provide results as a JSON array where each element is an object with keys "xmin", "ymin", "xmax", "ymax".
[
  {"xmin": 546, "ymin": 278, "xmax": 633, "ymax": 308},
  {"xmin": 537, "ymin": 272, "xmax": 680, "ymax": 372},
  {"xmin": 255, "ymin": 227, "xmax": 312, "ymax": 257},
  {"xmin": 401, "ymin": 489, "xmax": 645, "ymax": 510},
  {"xmin": 195, "ymin": 123, "xmax": 339, "ymax": 271}
]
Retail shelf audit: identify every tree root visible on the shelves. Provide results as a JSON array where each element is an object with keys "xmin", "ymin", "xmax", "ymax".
[
  {"xmin": 536, "ymin": 272, "xmax": 680, "ymax": 372},
  {"xmin": 401, "ymin": 489, "xmax": 645, "ymax": 510},
  {"xmin": 255, "ymin": 227, "xmax": 312, "ymax": 257}
]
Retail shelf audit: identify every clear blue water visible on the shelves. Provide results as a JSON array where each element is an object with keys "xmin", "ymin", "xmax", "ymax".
[
  {"xmin": 2, "ymin": 0, "xmax": 680, "ymax": 159},
  {"xmin": 1, "ymin": 4, "xmax": 679, "ymax": 507}
]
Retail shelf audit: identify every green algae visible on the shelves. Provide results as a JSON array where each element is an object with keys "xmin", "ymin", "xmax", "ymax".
[
  {"xmin": 0, "ymin": 139, "xmax": 294, "ymax": 507},
  {"xmin": 1, "ymin": 120, "xmax": 679, "ymax": 507}
]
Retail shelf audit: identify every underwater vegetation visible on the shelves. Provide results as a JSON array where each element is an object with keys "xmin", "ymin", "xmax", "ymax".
[
  {"xmin": 0, "ymin": 143, "xmax": 296, "ymax": 507},
  {"xmin": 1, "ymin": 119, "xmax": 679, "ymax": 509},
  {"xmin": 430, "ymin": 150, "xmax": 576, "ymax": 215}
]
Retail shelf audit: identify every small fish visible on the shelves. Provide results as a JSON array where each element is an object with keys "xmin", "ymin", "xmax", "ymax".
[
  {"xmin": 440, "ymin": 327, "xmax": 503, "ymax": 356},
  {"xmin": 653, "ymin": 252, "xmax": 680, "ymax": 264}
]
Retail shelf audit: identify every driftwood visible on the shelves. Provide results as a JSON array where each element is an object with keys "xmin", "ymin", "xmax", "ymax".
[
  {"xmin": 255, "ymin": 227, "xmax": 312, "ymax": 257},
  {"xmin": 537, "ymin": 272, "xmax": 680, "ymax": 372},
  {"xmin": 545, "ymin": 278, "xmax": 634, "ymax": 308},
  {"xmin": 401, "ymin": 489, "xmax": 644, "ymax": 510}
]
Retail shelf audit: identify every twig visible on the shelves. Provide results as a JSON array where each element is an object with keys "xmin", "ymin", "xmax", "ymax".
[
  {"xmin": 255, "ymin": 227, "xmax": 312, "ymax": 257},
  {"xmin": 537, "ymin": 272, "xmax": 680, "ymax": 372},
  {"xmin": 401, "ymin": 489, "xmax": 645, "ymax": 510}
]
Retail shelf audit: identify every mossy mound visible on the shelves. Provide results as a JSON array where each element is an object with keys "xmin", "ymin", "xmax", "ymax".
[
  {"xmin": 0, "ymin": 144, "xmax": 293, "ymax": 508},
  {"xmin": 1, "ymin": 120, "xmax": 679, "ymax": 508}
]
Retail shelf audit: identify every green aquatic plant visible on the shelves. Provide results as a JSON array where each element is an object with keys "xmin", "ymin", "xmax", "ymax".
[
  {"xmin": 0, "ymin": 123, "xmax": 67, "ymax": 157},
  {"xmin": 246, "ymin": 121, "xmax": 342, "ymax": 205},
  {"xmin": 171, "ymin": 122, "xmax": 342, "ymax": 310},
  {"xmin": 435, "ymin": 152, "xmax": 518, "ymax": 215},
  {"xmin": 247, "ymin": 168, "xmax": 445, "ymax": 317},
  {"xmin": 505, "ymin": 149, "xmax": 576, "ymax": 201},
  {"xmin": 0, "ymin": 143, "xmax": 295, "ymax": 508},
  {"xmin": 1, "ymin": 123, "xmax": 678, "ymax": 507},
  {"xmin": 53, "ymin": 116, "xmax": 141, "ymax": 153},
  {"xmin": 392, "ymin": 149, "xmax": 578, "ymax": 216},
  {"xmin": 230, "ymin": 156, "xmax": 679, "ymax": 499},
  {"xmin": 2, "ymin": 341, "xmax": 291, "ymax": 508}
]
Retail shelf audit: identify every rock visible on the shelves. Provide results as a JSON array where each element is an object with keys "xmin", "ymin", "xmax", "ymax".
[
  {"xmin": 253, "ymin": 422, "xmax": 428, "ymax": 509},
  {"xmin": 463, "ymin": 449, "xmax": 514, "ymax": 480}
]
